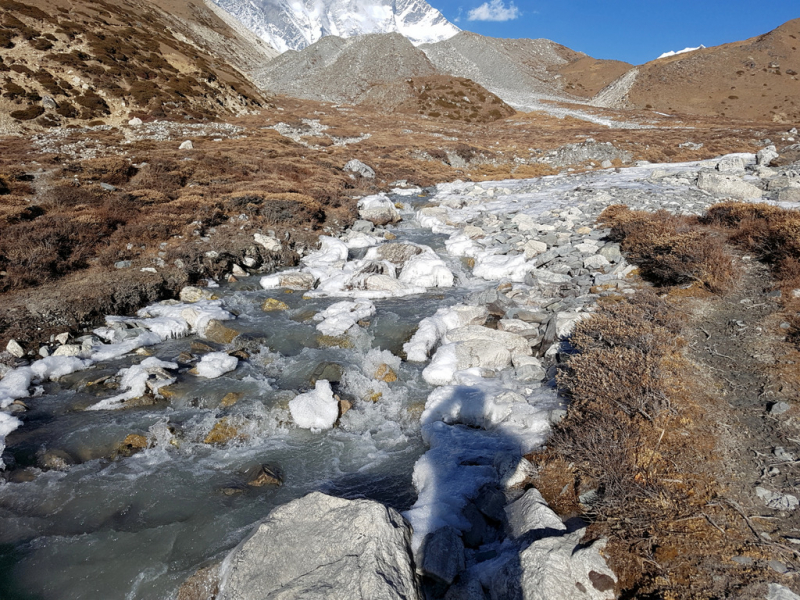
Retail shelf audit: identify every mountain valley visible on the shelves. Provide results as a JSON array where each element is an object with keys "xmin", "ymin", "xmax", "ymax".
[{"xmin": 1, "ymin": 2, "xmax": 800, "ymax": 600}]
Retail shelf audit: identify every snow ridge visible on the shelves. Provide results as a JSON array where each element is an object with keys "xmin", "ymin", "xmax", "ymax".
[{"xmin": 210, "ymin": 0, "xmax": 460, "ymax": 52}]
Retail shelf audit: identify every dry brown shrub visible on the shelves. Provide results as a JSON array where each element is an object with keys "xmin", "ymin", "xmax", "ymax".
[
  {"xmin": 704, "ymin": 201, "xmax": 800, "ymax": 267},
  {"xmin": 533, "ymin": 291, "xmax": 734, "ymax": 596},
  {"xmin": 599, "ymin": 205, "xmax": 737, "ymax": 292},
  {"xmin": 78, "ymin": 157, "xmax": 137, "ymax": 185}
]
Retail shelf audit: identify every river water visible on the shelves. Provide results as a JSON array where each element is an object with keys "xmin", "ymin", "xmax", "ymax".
[{"xmin": 0, "ymin": 160, "xmax": 746, "ymax": 599}]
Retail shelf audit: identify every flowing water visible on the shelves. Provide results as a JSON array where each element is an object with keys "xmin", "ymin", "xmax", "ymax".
[
  {"xmin": 0, "ymin": 160, "xmax": 746, "ymax": 599},
  {"xmin": 0, "ymin": 194, "xmax": 475, "ymax": 600}
]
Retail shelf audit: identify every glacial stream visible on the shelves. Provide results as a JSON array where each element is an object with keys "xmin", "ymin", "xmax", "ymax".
[{"xmin": 0, "ymin": 159, "xmax": 753, "ymax": 599}]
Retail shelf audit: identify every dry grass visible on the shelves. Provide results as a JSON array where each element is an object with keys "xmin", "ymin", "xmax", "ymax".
[
  {"xmin": 531, "ymin": 291, "xmax": 770, "ymax": 597},
  {"xmin": 598, "ymin": 205, "xmax": 738, "ymax": 293}
]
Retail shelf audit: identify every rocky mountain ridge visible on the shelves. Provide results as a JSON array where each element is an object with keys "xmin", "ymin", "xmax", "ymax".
[{"xmin": 210, "ymin": 0, "xmax": 459, "ymax": 52}]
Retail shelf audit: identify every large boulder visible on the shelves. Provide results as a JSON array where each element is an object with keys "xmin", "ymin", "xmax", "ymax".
[
  {"xmin": 697, "ymin": 171, "xmax": 762, "ymax": 200},
  {"xmin": 489, "ymin": 529, "xmax": 617, "ymax": 600},
  {"xmin": 358, "ymin": 194, "xmax": 400, "ymax": 226},
  {"xmin": 218, "ymin": 492, "xmax": 419, "ymax": 600},
  {"xmin": 446, "ymin": 326, "xmax": 532, "ymax": 357}
]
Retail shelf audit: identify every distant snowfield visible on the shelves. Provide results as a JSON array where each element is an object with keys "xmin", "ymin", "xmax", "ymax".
[{"xmin": 657, "ymin": 45, "xmax": 705, "ymax": 60}]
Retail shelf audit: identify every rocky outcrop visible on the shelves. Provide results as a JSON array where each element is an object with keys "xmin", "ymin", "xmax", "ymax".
[{"xmin": 218, "ymin": 492, "xmax": 419, "ymax": 600}]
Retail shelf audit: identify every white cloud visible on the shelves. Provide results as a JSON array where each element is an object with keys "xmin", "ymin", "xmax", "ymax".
[{"xmin": 467, "ymin": 0, "xmax": 520, "ymax": 22}]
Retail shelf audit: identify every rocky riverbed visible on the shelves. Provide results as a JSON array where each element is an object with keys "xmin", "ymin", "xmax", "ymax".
[{"xmin": 1, "ymin": 151, "xmax": 799, "ymax": 599}]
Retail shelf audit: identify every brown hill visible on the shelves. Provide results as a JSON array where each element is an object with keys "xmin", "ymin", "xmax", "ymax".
[
  {"xmin": 358, "ymin": 75, "xmax": 515, "ymax": 122},
  {"xmin": 594, "ymin": 18, "xmax": 800, "ymax": 123},
  {"xmin": 555, "ymin": 56, "xmax": 633, "ymax": 98},
  {"xmin": 0, "ymin": 0, "xmax": 277, "ymax": 132}
]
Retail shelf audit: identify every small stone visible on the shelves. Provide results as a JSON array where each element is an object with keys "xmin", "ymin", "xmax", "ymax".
[
  {"xmin": 176, "ymin": 564, "xmax": 220, "ymax": 600},
  {"xmin": 375, "ymin": 363, "xmax": 398, "ymax": 382},
  {"xmin": 128, "ymin": 117, "xmax": 143, "ymax": 126},
  {"xmin": 179, "ymin": 140, "xmax": 193, "ymax": 150},
  {"xmin": 731, "ymin": 556, "xmax": 753, "ymax": 566},
  {"xmin": 245, "ymin": 463, "xmax": 283, "ymax": 487},
  {"xmin": 179, "ymin": 286, "xmax": 217, "ymax": 303},
  {"xmin": 262, "ymin": 298, "xmax": 289, "ymax": 312},
  {"xmin": 310, "ymin": 362, "xmax": 344, "ymax": 384},
  {"xmin": 769, "ymin": 560, "xmax": 789, "ymax": 574},
  {"xmin": 220, "ymin": 392, "xmax": 242, "ymax": 408},
  {"xmin": 39, "ymin": 346, "xmax": 50, "ymax": 358},
  {"xmin": 253, "ymin": 233, "xmax": 281, "ymax": 253},
  {"xmin": 100, "ymin": 182, "xmax": 117, "ymax": 192},
  {"xmin": 114, "ymin": 434, "xmax": 148, "ymax": 458},
  {"xmin": 584, "ymin": 254, "xmax": 611, "ymax": 270},
  {"xmin": 338, "ymin": 397, "xmax": 352, "ymax": 418},
  {"xmin": 37, "ymin": 449, "xmax": 75, "ymax": 471},
  {"xmin": 6, "ymin": 339, "xmax": 24, "ymax": 358},
  {"xmin": 204, "ymin": 419, "xmax": 246, "ymax": 445},
  {"xmin": 53, "ymin": 344, "xmax": 81, "ymax": 357},
  {"xmin": 232, "ymin": 264, "xmax": 247, "ymax": 277},
  {"xmin": 420, "ymin": 526, "xmax": 465, "ymax": 585},
  {"xmin": 55, "ymin": 332, "xmax": 70, "ymax": 345},
  {"xmin": 576, "ymin": 226, "xmax": 592, "ymax": 234},
  {"xmin": 203, "ymin": 320, "xmax": 240, "ymax": 344},
  {"xmin": 114, "ymin": 260, "xmax": 132, "ymax": 269},
  {"xmin": 770, "ymin": 401, "xmax": 791, "ymax": 415},
  {"xmin": 343, "ymin": 159, "xmax": 375, "ymax": 178}
]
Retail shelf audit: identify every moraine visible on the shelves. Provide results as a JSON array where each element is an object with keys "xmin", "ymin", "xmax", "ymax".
[{"xmin": 0, "ymin": 154, "xmax": 778, "ymax": 599}]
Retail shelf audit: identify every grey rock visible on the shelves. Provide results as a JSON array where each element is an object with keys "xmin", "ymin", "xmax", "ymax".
[
  {"xmin": 344, "ymin": 159, "xmax": 375, "ymax": 178},
  {"xmin": 598, "ymin": 243, "xmax": 622, "ymax": 263},
  {"xmin": 218, "ymin": 492, "xmax": 419, "ymax": 600},
  {"xmin": 769, "ymin": 561, "xmax": 789, "ymax": 575},
  {"xmin": 768, "ymin": 584, "xmax": 800, "ymax": 600},
  {"xmin": 770, "ymin": 401, "xmax": 791, "ymax": 415},
  {"xmin": 757, "ymin": 145, "xmax": 779, "ymax": 167},
  {"xmin": 375, "ymin": 242, "xmax": 423, "ymax": 266},
  {"xmin": 716, "ymin": 156, "xmax": 746, "ymax": 173},
  {"xmin": 420, "ymin": 526, "xmax": 465, "ymax": 585},
  {"xmin": 352, "ymin": 219, "xmax": 375, "ymax": 233},
  {"xmin": 114, "ymin": 260, "xmax": 132, "ymax": 269},
  {"xmin": 6, "ymin": 339, "xmax": 24, "ymax": 358},
  {"xmin": 42, "ymin": 96, "xmax": 58, "ymax": 109},
  {"xmin": 488, "ymin": 529, "xmax": 616, "ymax": 600},
  {"xmin": 444, "ymin": 575, "xmax": 487, "ymax": 600},
  {"xmin": 461, "ymin": 502, "xmax": 491, "ymax": 549},
  {"xmin": 516, "ymin": 364, "xmax": 546, "ymax": 382},
  {"xmin": 100, "ymin": 182, "xmax": 117, "ymax": 191},
  {"xmin": 697, "ymin": 171, "xmax": 762, "ymax": 200},
  {"xmin": 179, "ymin": 140, "xmax": 194, "ymax": 150},
  {"xmin": 475, "ymin": 486, "xmax": 507, "ymax": 523},
  {"xmin": 756, "ymin": 486, "xmax": 799, "ymax": 510},
  {"xmin": 778, "ymin": 187, "xmax": 800, "ymax": 203},
  {"xmin": 583, "ymin": 255, "xmax": 610, "ymax": 270},
  {"xmin": 504, "ymin": 488, "xmax": 566, "ymax": 539}
]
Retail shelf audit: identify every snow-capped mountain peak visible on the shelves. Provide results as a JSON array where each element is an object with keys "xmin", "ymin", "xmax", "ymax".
[{"xmin": 210, "ymin": 0, "xmax": 460, "ymax": 53}]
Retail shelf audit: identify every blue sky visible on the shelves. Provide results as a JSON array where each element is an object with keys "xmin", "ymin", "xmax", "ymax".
[{"xmin": 431, "ymin": 0, "xmax": 799, "ymax": 65}]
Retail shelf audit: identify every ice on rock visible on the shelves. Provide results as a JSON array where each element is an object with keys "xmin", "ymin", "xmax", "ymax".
[
  {"xmin": 1, "ymin": 356, "xmax": 91, "ymax": 409},
  {"xmin": 30, "ymin": 356, "xmax": 91, "ymax": 381},
  {"xmin": 89, "ymin": 331, "xmax": 163, "ymax": 362},
  {"xmin": 86, "ymin": 358, "xmax": 178, "ymax": 411},
  {"xmin": 195, "ymin": 352, "xmax": 238, "ymax": 379},
  {"xmin": 357, "ymin": 194, "xmax": 400, "ymax": 225},
  {"xmin": 422, "ymin": 344, "xmax": 461, "ymax": 385},
  {"xmin": 289, "ymin": 380, "xmax": 339, "ymax": 431},
  {"xmin": 398, "ymin": 255, "xmax": 454, "ymax": 288},
  {"xmin": 314, "ymin": 300, "xmax": 376, "ymax": 336},
  {"xmin": 473, "ymin": 253, "xmax": 533, "ymax": 282},
  {"xmin": 301, "ymin": 236, "xmax": 349, "ymax": 270},
  {"xmin": 404, "ymin": 305, "xmax": 489, "ymax": 362},
  {"xmin": 0, "ymin": 412, "xmax": 21, "ymax": 469}
]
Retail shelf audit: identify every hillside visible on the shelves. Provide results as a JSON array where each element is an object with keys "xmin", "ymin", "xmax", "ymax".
[
  {"xmin": 593, "ymin": 18, "xmax": 800, "ymax": 123},
  {"xmin": 251, "ymin": 32, "xmax": 439, "ymax": 104},
  {"xmin": 0, "ymin": 0, "xmax": 276, "ymax": 133}
]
